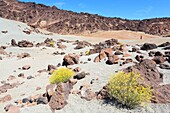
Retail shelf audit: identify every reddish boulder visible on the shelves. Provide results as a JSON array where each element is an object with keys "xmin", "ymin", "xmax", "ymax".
[
  {"xmin": 94, "ymin": 48, "xmax": 113, "ymax": 62},
  {"xmin": 49, "ymin": 82, "xmax": 73, "ymax": 111},
  {"xmin": 0, "ymin": 94, "xmax": 12, "ymax": 103},
  {"xmin": 153, "ymin": 56, "xmax": 165, "ymax": 64},
  {"xmin": 62, "ymin": 54, "xmax": 79, "ymax": 66}
]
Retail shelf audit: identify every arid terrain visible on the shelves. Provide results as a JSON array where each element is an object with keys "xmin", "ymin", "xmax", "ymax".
[
  {"xmin": 0, "ymin": 17, "xmax": 170, "ymax": 113},
  {"xmin": 0, "ymin": 0, "xmax": 170, "ymax": 113}
]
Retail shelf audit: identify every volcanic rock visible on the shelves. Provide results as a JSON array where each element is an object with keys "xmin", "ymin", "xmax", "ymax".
[
  {"xmin": 18, "ymin": 40, "xmax": 33, "ymax": 47},
  {"xmin": 11, "ymin": 39, "xmax": 18, "ymax": 46},
  {"xmin": 153, "ymin": 56, "xmax": 165, "ymax": 64},
  {"xmin": 158, "ymin": 42, "xmax": 170, "ymax": 47},
  {"xmin": 62, "ymin": 54, "xmax": 79, "ymax": 66},
  {"xmin": 141, "ymin": 43, "xmax": 157, "ymax": 51}
]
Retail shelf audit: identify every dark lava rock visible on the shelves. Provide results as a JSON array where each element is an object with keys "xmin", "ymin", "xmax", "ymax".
[
  {"xmin": 154, "ymin": 51, "xmax": 163, "ymax": 56},
  {"xmin": 18, "ymin": 40, "xmax": 33, "ymax": 47},
  {"xmin": 74, "ymin": 72, "xmax": 86, "ymax": 80},
  {"xmin": 163, "ymin": 46, "xmax": 170, "ymax": 50},
  {"xmin": 141, "ymin": 43, "xmax": 157, "ymax": 51},
  {"xmin": 159, "ymin": 64, "xmax": 170, "ymax": 70},
  {"xmin": 37, "ymin": 96, "xmax": 48, "ymax": 104},
  {"xmin": 135, "ymin": 55, "xmax": 144, "ymax": 62},
  {"xmin": 158, "ymin": 42, "xmax": 170, "ymax": 47},
  {"xmin": 153, "ymin": 56, "xmax": 165, "ymax": 64},
  {"xmin": 11, "ymin": 39, "xmax": 18, "ymax": 46},
  {"xmin": 27, "ymin": 76, "xmax": 34, "ymax": 80},
  {"xmin": 18, "ymin": 73, "xmax": 24, "ymax": 78},
  {"xmin": 22, "ymin": 98, "xmax": 30, "ymax": 103},
  {"xmin": 114, "ymin": 51, "xmax": 123, "ymax": 55}
]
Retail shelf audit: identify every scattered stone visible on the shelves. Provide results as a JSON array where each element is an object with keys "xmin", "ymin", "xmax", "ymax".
[
  {"xmin": 163, "ymin": 46, "xmax": 170, "ymax": 50},
  {"xmin": 22, "ymin": 65, "xmax": 31, "ymax": 70},
  {"xmin": 0, "ymin": 56, "xmax": 2, "ymax": 60},
  {"xmin": 1, "ymin": 30, "xmax": 8, "ymax": 34},
  {"xmin": 57, "ymin": 43, "xmax": 67, "ymax": 49},
  {"xmin": 18, "ymin": 73, "xmax": 24, "ymax": 78},
  {"xmin": 7, "ymin": 75, "xmax": 16, "ymax": 81},
  {"xmin": 153, "ymin": 56, "xmax": 165, "ymax": 64},
  {"xmin": 62, "ymin": 54, "xmax": 79, "ymax": 66},
  {"xmin": 114, "ymin": 51, "xmax": 123, "ymax": 55},
  {"xmin": 37, "ymin": 69, "xmax": 47, "ymax": 73},
  {"xmin": 0, "ymin": 94, "xmax": 12, "ymax": 103},
  {"xmin": 18, "ymin": 40, "xmax": 33, "ymax": 47},
  {"xmin": 159, "ymin": 64, "xmax": 170, "ymax": 70},
  {"xmin": 135, "ymin": 55, "xmax": 144, "ymax": 62},
  {"xmin": 81, "ymin": 87, "xmax": 96, "ymax": 101},
  {"xmin": 23, "ymin": 29, "xmax": 31, "ymax": 34},
  {"xmin": 158, "ymin": 42, "xmax": 170, "ymax": 47},
  {"xmin": 22, "ymin": 98, "xmax": 30, "ymax": 103},
  {"xmin": 0, "ymin": 83, "xmax": 19, "ymax": 94},
  {"xmin": 52, "ymin": 51, "xmax": 65, "ymax": 55},
  {"xmin": 36, "ymin": 87, "xmax": 41, "ymax": 91},
  {"xmin": 106, "ymin": 55, "xmax": 119, "ymax": 65},
  {"xmin": 49, "ymin": 82, "xmax": 73, "ymax": 111},
  {"xmin": 47, "ymin": 65, "xmax": 56, "ymax": 72},
  {"xmin": 6, "ymin": 106, "xmax": 20, "ymax": 113},
  {"xmin": 141, "ymin": 43, "xmax": 157, "ymax": 51},
  {"xmin": 123, "ymin": 58, "xmax": 133, "ymax": 64},
  {"xmin": 165, "ymin": 51, "xmax": 170, "ymax": 57},
  {"xmin": 96, "ymin": 86, "xmax": 108, "ymax": 100},
  {"xmin": 17, "ymin": 53, "xmax": 30, "ymax": 59},
  {"xmin": 74, "ymin": 72, "xmax": 86, "ymax": 80},
  {"xmin": 154, "ymin": 51, "xmax": 163, "ymax": 56},
  {"xmin": 27, "ymin": 76, "xmax": 34, "ymax": 80},
  {"xmin": 87, "ymin": 58, "xmax": 91, "ymax": 61},
  {"xmin": 0, "ymin": 48, "xmax": 7, "ymax": 55},
  {"xmin": 11, "ymin": 39, "xmax": 18, "ymax": 46},
  {"xmin": 73, "ymin": 67, "xmax": 81, "ymax": 72},
  {"xmin": 94, "ymin": 48, "xmax": 113, "ymax": 62},
  {"xmin": 69, "ymin": 79, "xmax": 77, "ymax": 86},
  {"xmin": 131, "ymin": 47, "xmax": 139, "ymax": 52},
  {"xmin": 37, "ymin": 96, "xmax": 48, "ymax": 105}
]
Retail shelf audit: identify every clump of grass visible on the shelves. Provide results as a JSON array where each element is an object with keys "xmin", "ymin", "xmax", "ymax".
[
  {"xmin": 107, "ymin": 71, "xmax": 153, "ymax": 109},
  {"xmin": 49, "ymin": 67, "xmax": 74, "ymax": 84}
]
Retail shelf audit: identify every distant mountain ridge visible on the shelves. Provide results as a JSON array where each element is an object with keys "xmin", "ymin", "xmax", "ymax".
[{"xmin": 0, "ymin": 0, "xmax": 170, "ymax": 36}]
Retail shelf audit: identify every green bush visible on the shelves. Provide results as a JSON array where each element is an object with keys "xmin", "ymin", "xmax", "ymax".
[
  {"xmin": 49, "ymin": 67, "xmax": 74, "ymax": 84},
  {"xmin": 107, "ymin": 71, "xmax": 153, "ymax": 109}
]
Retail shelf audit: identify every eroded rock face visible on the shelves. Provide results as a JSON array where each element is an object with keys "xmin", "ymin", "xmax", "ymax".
[
  {"xmin": 62, "ymin": 54, "xmax": 79, "ymax": 66},
  {"xmin": 1, "ymin": 0, "xmax": 170, "ymax": 35}
]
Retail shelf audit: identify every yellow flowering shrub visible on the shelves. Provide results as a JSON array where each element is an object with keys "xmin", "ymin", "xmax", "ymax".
[
  {"xmin": 49, "ymin": 41, "xmax": 55, "ymax": 47},
  {"xmin": 85, "ymin": 50, "xmax": 90, "ymax": 55},
  {"xmin": 49, "ymin": 68, "xmax": 74, "ymax": 84},
  {"xmin": 107, "ymin": 71, "xmax": 153, "ymax": 109}
]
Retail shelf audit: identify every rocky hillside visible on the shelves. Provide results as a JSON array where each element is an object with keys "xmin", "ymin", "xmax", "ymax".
[{"xmin": 1, "ymin": 0, "xmax": 170, "ymax": 36}]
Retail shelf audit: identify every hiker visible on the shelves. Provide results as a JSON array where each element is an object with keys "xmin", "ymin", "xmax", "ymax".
[{"xmin": 140, "ymin": 36, "xmax": 143, "ymax": 40}]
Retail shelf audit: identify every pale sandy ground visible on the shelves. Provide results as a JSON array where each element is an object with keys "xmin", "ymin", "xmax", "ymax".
[{"xmin": 0, "ymin": 18, "xmax": 170, "ymax": 113}]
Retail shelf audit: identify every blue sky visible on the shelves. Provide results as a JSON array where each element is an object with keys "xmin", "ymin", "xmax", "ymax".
[{"xmin": 21, "ymin": 0, "xmax": 170, "ymax": 20}]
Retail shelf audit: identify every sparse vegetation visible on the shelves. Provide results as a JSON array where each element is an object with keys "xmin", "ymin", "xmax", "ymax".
[
  {"xmin": 49, "ymin": 67, "xmax": 74, "ymax": 84},
  {"xmin": 107, "ymin": 71, "xmax": 153, "ymax": 109},
  {"xmin": 49, "ymin": 41, "xmax": 55, "ymax": 47},
  {"xmin": 85, "ymin": 50, "xmax": 90, "ymax": 55}
]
